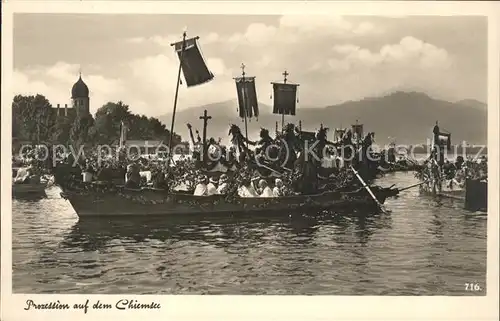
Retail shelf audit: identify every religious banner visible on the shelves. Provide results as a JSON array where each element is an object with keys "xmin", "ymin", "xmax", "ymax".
[
  {"xmin": 235, "ymin": 77, "xmax": 259, "ymax": 119},
  {"xmin": 272, "ymin": 83, "xmax": 299, "ymax": 116},
  {"xmin": 173, "ymin": 37, "xmax": 214, "ymax": 87},
  {"xmin": 437, "ymin": 133, "xmax": 452, "ymax": 150},
  {"xmin": 351, "ymin": 124, "xmax": 364, "ymax": 140}
]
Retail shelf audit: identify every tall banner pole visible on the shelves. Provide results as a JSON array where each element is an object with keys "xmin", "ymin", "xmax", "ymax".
[
  {"xmin": 241, "ymin": 63, "xmax": 249, "ymax": 149},
  {"xmin": 167, "ymin": 31, "xmax": 187, "ymax": 168},
  {"xmin": 281, "ymin": 70, "xmax": 288, "ymax": 133}
]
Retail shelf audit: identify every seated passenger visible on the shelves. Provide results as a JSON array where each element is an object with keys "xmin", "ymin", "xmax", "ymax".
[
  {"xmin": 82, "ymin": 164, "xmax": 95, "ymax": 183},
  {"xmin": 273, "ymin": 178, "xmax": 284, "ymax": 197},
  {"xmin": 217, "ymin": 174, "xmax": 229, "ymax": 194},
  {"xmin": 193, "ymin": 175, "xmax": 208, "ymax": 196},
  {"xmin": 13, "ymin": 165, "xmax": 32, "ymax": 184},
  {"xmin": 125, "ymin": 164, "xmax": 141, "ymax": 189},
  {"xmin": 152, "ymin": 169, "xmax": 168, "ymax": 189},
  {"xmin": 238, "ymin": 178, "xmax": 259, "ymax": 197},
  {"xmin": 96, "ymin": 162, "xmax": 114, "ymax": 182},
  {"xmin": 258, "ymin": 179, "xmax": 274, "ymax": 197},
  {"xmin": 207, "ymin": 176, "xmax": 218, "ymax": 196}
]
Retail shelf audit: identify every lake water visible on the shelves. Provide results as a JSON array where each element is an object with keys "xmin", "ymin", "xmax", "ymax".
[{"xmin": 12, "ymin": 172, "xmax": 487, "ymax": 295}]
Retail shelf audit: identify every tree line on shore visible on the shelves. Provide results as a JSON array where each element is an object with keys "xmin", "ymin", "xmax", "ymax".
[{"xmin": 12, "ymin": 94, "xmax": 183, "ymax": 149}]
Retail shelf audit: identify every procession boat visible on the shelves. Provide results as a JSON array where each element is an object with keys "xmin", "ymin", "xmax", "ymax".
[
  {"xmin": 419, "ymin": 178, "xmax": 487, "ymax": 212},
  {"xmin": 58, "ymin": 181, "xmax": 398, "ymax": 218}
]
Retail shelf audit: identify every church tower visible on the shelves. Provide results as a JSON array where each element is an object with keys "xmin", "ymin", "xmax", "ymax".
[{"xmin": 71, "ymin": 73, "xmax": 90, "ymax": 116}]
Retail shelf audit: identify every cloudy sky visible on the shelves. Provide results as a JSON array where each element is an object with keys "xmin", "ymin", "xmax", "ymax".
[{"xmin": 13, "ymin": 14, "xmax": 487, "ymax": 117}]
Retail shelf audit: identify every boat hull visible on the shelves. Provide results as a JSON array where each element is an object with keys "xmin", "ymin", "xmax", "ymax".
[
  {"xmin": 12, "ymin": 183, "xmax": 47, "ymax": 198},
  {"xmin": 60, "ymin": 185, "xmax": 392, "ymax": 218}
]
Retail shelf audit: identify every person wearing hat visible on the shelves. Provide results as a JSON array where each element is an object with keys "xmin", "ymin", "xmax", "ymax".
[
  {"xmin": 217, "ymin": 174, "xmax": 229, "ymax": 194},
  {"xmin": 207, "ymin": 176, "xmax": 218, "ymax": 196},
  {"xmin": 193, "ymin": 175, "xmax": 208, "ymax": 196},
  {"xmin": 258, "ymin": 179, "xmax": 274, "ymax": 197}
]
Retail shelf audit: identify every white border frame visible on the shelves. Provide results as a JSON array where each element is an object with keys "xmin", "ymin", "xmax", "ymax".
[{"xmin": 1, "ymin": 1, "xmax": 499, "ymax": 321}]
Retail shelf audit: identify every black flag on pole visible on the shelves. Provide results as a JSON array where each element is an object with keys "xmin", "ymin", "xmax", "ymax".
[
  {"xmin": 235, "ymin": 77, "xmax": 259, "ymax": 119},
  {"xmin": 272, "ymin": 83, "xmax": 299, "ymax": 116},
  {"xmin": 173, "ymin": 37, "xmax": 214, "ymax": 87}
]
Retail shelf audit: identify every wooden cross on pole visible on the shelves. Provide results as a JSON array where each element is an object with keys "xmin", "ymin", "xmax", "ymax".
[{"xmin": 199, "ymin": 109, "xmax": 212, "ymax": 164}]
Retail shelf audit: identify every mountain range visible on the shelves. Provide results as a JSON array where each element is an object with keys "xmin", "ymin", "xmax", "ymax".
[{"xmin": 158, "ymin": 91, "xmax": 487, "ymax": 146}]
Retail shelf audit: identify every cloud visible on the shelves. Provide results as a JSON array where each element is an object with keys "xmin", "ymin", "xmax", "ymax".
[
  {"xmin": 327, "ymin": 36, "xmax": 452, "ymax": 72},
  {"xmin": 124, "ymin": 16, "xmax": 382, "ymax": 50},
  {"xmin": 278, "ymin": 15, "xmax": 380, "ymax": 36}
]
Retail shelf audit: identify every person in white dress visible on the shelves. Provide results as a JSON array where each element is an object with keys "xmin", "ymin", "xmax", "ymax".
[
  {"xmin": 207, "ymin": 177, "xmax": 218, "ymax": 196},
  {"xmin": 273, "ymin": 178, "xmax": 284, "ymax": 197},
  {"xmin": 259, "ymin": 179, "xmax": 274, "ymax": 197},
  {"xmin": 238, "ymin": 177, "xmax": 259, "ymax": 197},
  {"xmin": 217, "ymin": 174, "xmax": 229, "ymax": 194},
  {"xmin": 193, "ymin": 176, "xmax": 208, "ymax": 196}
]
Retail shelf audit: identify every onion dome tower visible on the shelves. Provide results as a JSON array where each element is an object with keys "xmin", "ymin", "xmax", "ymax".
[{"xmin": 71, "ymin": 72, "xmax": 90, "ymax": 116}]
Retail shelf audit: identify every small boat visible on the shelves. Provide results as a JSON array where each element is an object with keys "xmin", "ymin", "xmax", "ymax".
[
  {"xmin": 420, "ymin": 178, "xmax": 487, "ymax": 212},
  {"xmin": 12, "ymin": 182, "xmax": 47, "ymax": 198},
  {"xmin": 12, "ymin": 167, "xmax": 49, "ymax": 198},
  {"xmin": 58, "ymin": 181, "xmax": 398, "ymax": 218}
]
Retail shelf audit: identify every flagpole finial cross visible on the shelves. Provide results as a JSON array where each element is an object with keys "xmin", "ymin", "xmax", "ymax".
[
  {"xmin": 241, "ymin": 63, "xmax": 246, "ymax": 77},
  {"xmin": 282, "ymin": 70, "xmax": 289, "ymax": 83}
]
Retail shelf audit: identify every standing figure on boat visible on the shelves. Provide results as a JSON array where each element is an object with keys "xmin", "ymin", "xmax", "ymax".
[
  {"xmin": 280, "ymin": 123, "xmax": 299, "ymax": 170},
  {"xmin": 228, "ymin": 124, "xmax": 255, "ymax": 165},
  {"xmin": 294, "ymin": 147, "xmax": 319, "ymax": 195},
  {"xmin": 341, "ymin": 129, "xmax": 354, "ymax": 168},
  {"xmin": 255, "ymin": 128, "xmax": 273, "ymax": 155},
  {"xmin": 314, "ymin": 125, "xmax": 333, "ymax": 160}
]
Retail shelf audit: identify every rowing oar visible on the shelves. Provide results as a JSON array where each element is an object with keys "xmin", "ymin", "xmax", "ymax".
[
  {"xmin": 350, "ymin": 165, "xmax": 390, "ymax": 214},
  {"xmin": 258, "ymin": 163, "xmax": 283, "ymax": 176},
  {"xmin": 397, "ymin": 180, "xmax": 428, "ymax": 192}
]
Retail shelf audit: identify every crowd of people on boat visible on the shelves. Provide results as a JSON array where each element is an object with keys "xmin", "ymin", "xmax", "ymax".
[
  {"xmin": 191, "ymin": 173, "xmax": 291, "ymax": 198},
  {"xmin": 419, "ymin": 153, "xmax": 488, "ymax": 190}
]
